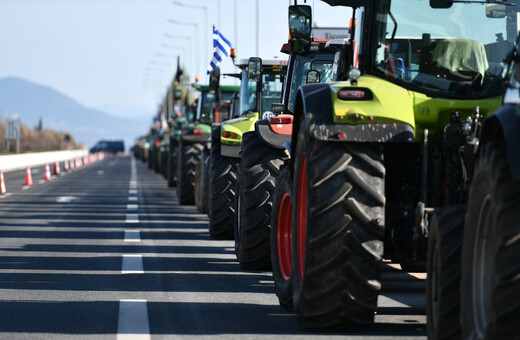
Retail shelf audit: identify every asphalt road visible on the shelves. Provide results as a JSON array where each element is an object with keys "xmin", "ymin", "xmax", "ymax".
[{"xmin": 0, "ymin": 155, "xmax": 426, "ymax": 339}]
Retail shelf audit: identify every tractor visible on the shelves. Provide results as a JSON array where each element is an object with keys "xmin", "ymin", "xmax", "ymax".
[
  {"xmin": 174, "ymin": 81, "xmax": 239, "ymax": 205},
  {"xmin": 427, "ymin": 31, "xmax": 520, "ymax": 340},
  {"xmin": 234, "ymin": 40, "xmax": 337, "ymax": 270},
  {"xmin": 207, "ymin": 58, "xmax": 288, "ymax": 240},
  {"xmin": 271, "ymin": 0, "xmax": 515, "ymax": 330}
]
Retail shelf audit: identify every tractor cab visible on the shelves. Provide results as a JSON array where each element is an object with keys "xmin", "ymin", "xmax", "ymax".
[{"xmin": 219, "ymin": 58, "xmax": 288, "ymax": 157}]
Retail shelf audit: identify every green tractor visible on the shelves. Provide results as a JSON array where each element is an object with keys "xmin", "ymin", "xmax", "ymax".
[
  {"xmin": 208, "ymin": 58, "xmax": 287, "ymax": 240},
  {"xmin": 234, "ymin": 40, "xmax": 336, "ymax": 270},
  {"xmin": 175, "ymin": 80, "xmax": 239, "ymax": 205},
  {"xmin": 272, "ymin": 0, "xmax": 513, "ymax": 330},
  {"xmin": 427, "ymin": 32, "xmax": 520, "ymax": 339}
]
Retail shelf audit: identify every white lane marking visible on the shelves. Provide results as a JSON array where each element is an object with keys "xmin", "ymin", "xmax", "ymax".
[
  {"xmin": 22, "ymin": 186, "xmax": 32, "ymax": 190},
  {"xmin": 128, "ymin": 189, "xmax": 138, "ymax": 194},
  {"xmin": 122, "ymin": 255, "xmax": 144, "ymax": 274},
  {"xmin": 126, "ymin": 214, "xmax": 139, "ymax": 223},
  {"xmin": 97, "ymin": 170, "xmax": 104, "ymax": 175},
  {"xmin": 129, "ymin": 181, "xmax": 137, "ymax": 186},
  {"xmin": 117, "ymin": 299, "xmax": 150, "ymax": 340},
  {"xmin": 38, "ymin": 180, "xmax": 46, "ymax": 184},
  {"xmin": 0, "ymin": 193, "xmax": 12, "ymax": 198},
  {"xmin": 57, "ymin": 196, "xmax": 76, "ymax": 203},
  {"xmin": 128, "ymin": 197, "xmax": 138, "ymax": 202},
  {"xmin": 127, "ymin": 204, "xmax": 138, "ymax": 210},
  {"xmin": 124, "ymin": 230, "xmax": 141, "ymax": 242}
]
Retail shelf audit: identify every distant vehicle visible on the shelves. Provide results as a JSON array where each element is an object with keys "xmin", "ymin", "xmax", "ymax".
[{"xmin": 90, "ymin": 140, "xmax": 125, "ymax": 154}]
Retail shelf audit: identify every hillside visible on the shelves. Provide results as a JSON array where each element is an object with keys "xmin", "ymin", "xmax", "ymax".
[{"xmin": 0, "ymin": 77, "xmax": 150, "ymax": 148}]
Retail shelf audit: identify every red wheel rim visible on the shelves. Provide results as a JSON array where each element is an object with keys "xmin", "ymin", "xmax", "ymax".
[
  {"xmin": 297, "ymin": 153, "xmax": 307, "ymax": 282},
  {"xmin": 277, "ymin": 193, "xmax": 292, "ymax": 280}
]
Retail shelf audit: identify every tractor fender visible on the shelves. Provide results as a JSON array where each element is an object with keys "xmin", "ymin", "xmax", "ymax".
[
  {"xmin": 255, "ymin": 119, "xmax": 290, "ymax": 149},
  {"xmin": 295, "ymin": 83, "xmax": 414, "ymax": 143},
  {"xmin": 480, "ymin": 104, "xmax": 520, "ymax": 179}
]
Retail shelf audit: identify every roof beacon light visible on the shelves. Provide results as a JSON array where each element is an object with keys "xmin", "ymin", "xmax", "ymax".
[{"xmin": 348, "ymin": 68, "xmax": 361, "ymax": 81}]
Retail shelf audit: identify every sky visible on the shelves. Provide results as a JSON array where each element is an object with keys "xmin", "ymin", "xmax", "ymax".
[{"xmin": 0, "ymin": 0, "xmax": 352, "ymax": 120}]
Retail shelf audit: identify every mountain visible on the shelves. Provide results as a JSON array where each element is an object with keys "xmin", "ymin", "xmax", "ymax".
[{"xmin": 0, "ymin": 77, "xmax": 150, "ymax": 148}]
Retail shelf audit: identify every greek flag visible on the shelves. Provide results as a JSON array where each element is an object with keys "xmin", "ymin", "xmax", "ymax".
[{"xmin": 207, "ymin": 25, "xmax": 233, "ymax": 74}]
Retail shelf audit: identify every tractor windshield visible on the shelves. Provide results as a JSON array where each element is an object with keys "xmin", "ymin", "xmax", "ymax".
[
  {"xmin": 369, "ymin": 0, "xmax": 518, "ymax": 98},
  {"xmin": 197, "ymin": 90, "xmax": 236, "ymax": 124},
  {"xmin": 286, "ymin": 53, "xmax": 335, "ymax": 112},
  {"xmin": 239, "ymin": 69, "xmax": 284, "ymax": 116},
  {"xmin": 197, "ymin": 91, "xmax": 215, "ymax": 124}
]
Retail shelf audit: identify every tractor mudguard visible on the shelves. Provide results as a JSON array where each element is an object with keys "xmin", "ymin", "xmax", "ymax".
[
  {"xmin": 182, "ymin": 133, "xmax": 210, "ymax": 143},
  {"xmin": 255, "ymin": 119, "xmax": 290, "ymax": 149},
  {"xmin": 298, "ymin": 83, "xmax": 414, "ymax": 143},
  {"xmin": 480, "ymin": 104, "xmax": 520, "ymax": 179}
]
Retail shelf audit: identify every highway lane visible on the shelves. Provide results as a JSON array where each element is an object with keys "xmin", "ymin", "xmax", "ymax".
[{"xmin": 0, "ymin": 155, "xmax": 426, "ymax": 339}]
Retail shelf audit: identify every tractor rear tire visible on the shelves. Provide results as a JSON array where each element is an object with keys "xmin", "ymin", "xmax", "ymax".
[
  {"xmin": 461, "ymin": 140, "xmax": 520, "ymax": 340},
  {"xmin": 176, "ymin": 140, "xmax": 203, "ymax": 205},
  {"xmin": 292, "ymin": 120, "xmax": 385, "ymax": 329},
  {"xmin": 234, "ymin": 131, "xmax": 286, "ymax": 270},
  {"xmin": 167, "ymin": 138, "xmax": 177, "ymax": 187},
  {"xmin": 195, "ymin": 148, "xmax": 209, "ymax": 213},
  {"xmin": 209, "ymin": 126, "xmax": 238, "ymax": 240},
  {"xmin": 271, "ymin": 164, "xmax": 294, "ymax": 312},
  {"xmin": 426, "ymin": 205, "xmax": 466, "ymax": 340}
]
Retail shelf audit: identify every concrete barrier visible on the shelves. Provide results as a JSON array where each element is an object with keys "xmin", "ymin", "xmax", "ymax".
[{"xmin": 0, "ymin": 150, "xmax": 89, "ymax": 173}]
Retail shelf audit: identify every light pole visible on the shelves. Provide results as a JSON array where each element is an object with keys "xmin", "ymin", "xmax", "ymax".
[
  {"xmin": 172, "ymin": 1, "xmax": 209, "ymax": 65},
  {"xmin": 168, "ymin": 19, "xmax": 200, "ymax": 78}
]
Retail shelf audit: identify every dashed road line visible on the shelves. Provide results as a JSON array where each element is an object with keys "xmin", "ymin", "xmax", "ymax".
[
  {"xmin": 121, "ymin": 255, "xmax": 144, "ymax": 274},
  {"xmin": 128, "ymin": 196, "xmax": 138, "ymax": 202},
  {"xmin": 117, "ymin": 299, "xmax": 150, "ymax": 340},
  {"xmin": 124, "ymin": 230, "xmax": 141, "ymax": 242},
  {"xmin": 126, "ymin": 214, "xmax": 139, "ymax": 223},
  {"xmin": 127, "ymin": 204, "xmax": 138, "ymax": 210}
]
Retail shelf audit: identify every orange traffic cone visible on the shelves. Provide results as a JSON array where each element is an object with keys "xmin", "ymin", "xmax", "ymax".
[
  {"xmin": 25, "ymin": 166, "xmax": 33, "ymax": 186},
  {"xmin": 44, "ymin": 164, "xmax": 52, "ymax": 180},
  {"xmin": 0, "ymin": 171, "xmax": 6, "ymax": 194},
  {"xmin": 53, "ymin": 161, "xmax": 60, "ymax": 175}
]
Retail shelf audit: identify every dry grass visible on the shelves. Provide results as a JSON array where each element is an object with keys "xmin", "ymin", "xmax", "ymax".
[{"xmin": 0, "ymin": 120, "xmax": 83, "ymax": 153}]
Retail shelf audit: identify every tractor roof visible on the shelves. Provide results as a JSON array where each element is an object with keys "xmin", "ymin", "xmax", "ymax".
[
  {"xmin": 321, "ymin": 0, "xmax": 365, "ymax": 7},
  {"xmin": 236, "ymin": 58, "xmax": 289, "ymax": 68}
]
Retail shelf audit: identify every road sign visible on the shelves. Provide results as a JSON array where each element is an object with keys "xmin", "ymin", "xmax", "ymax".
[{"xmin": 6, "ymin": 118, "xmax": 21, "ymax": 140}]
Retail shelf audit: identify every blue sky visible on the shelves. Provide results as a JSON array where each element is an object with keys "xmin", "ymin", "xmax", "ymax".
[{"xmin": 0, "ymin": 0, "xmax": 351, "ymax": 119}]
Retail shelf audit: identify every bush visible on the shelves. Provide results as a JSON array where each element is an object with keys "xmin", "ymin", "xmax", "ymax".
[{"xmin": 0, "ymin": 120, "xmax": 82, "ymax": 153}]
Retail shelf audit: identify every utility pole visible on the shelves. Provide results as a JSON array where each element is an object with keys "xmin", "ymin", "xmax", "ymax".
[{"xmin": 256, "ymin": 0, "xmax": 260, "ymax": 56}]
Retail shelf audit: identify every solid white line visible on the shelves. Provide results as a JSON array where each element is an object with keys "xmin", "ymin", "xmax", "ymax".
[
  {"xmin": 117, "ymin": 299, "xmax": 150, "ymax": 340},
  {"xmin": 127, "ymin": 204, "xmax": 138, "ymax": 210},
  {"xmin": 121, "ymin": 255, "xmax": 143, "ymax": 274},
  {"xmin": 126, "ymin": 214, "xmax": 139, "ymax": 223},
  {"xmin": 124, "ymin": 230, "xmax": 141, "ymax": 242}
]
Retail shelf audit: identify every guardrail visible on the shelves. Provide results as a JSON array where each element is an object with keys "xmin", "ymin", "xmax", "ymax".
[{"xmin": 0, "ymin": 150, "xmax": 89, "ymax": 173}]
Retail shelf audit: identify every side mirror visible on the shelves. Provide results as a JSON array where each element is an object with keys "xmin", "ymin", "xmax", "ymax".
[
  {"xmin": 271, "ymin": 103, "xmax": 285, "ymax": 114},
  {"xmin": 306, "ymin": 70, "xmax": 321, "ymax": 84},
  {"xmin": 430, "ymin": 0, "xmax": 452, "ymax": 8},
  {"xmin": 248, "ymin": 57, "xmax": 262, "ymax": 82},
  {"xmin": 288, "ymin": 5, "xmax": 312, "ymax": 39},
  {"xmin": 289, "ymin": 5, "xmax": 312, "ymax": 53},
  {"xmin": 486, "ymin": 4, "xmax": 507, "ymax": 18}
]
